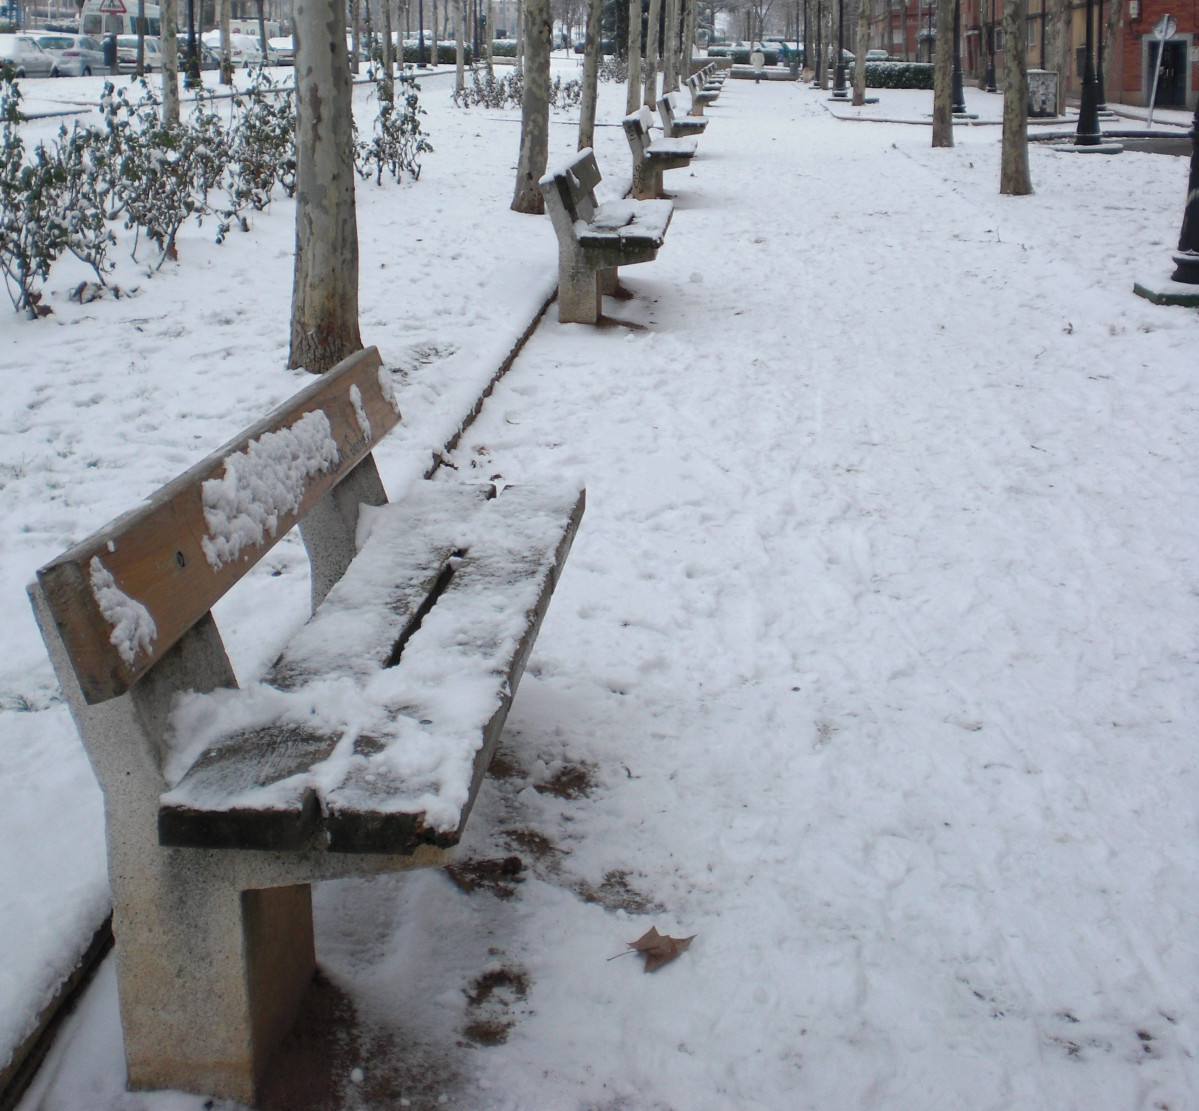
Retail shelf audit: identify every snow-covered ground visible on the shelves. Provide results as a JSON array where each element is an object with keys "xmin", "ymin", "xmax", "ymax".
[{"xmin": 2, "ymin": 61, "xmax": 1197, "ymax": 1111}]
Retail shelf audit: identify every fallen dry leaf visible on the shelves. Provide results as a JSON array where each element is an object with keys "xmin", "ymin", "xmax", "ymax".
[{"xmin": 629, "ymin": 926, "xmax": 696, "ymax": 973}]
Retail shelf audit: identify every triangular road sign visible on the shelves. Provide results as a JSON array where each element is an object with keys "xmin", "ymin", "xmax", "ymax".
[{"xmin": 96, "ymin": 0, "xmax": 127, "ymax": 14}]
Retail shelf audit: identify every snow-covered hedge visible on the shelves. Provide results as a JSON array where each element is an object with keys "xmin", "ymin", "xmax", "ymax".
[
  {"xmin": 0, "ymin": 68, "xmax": 431, "ymax": 317},
  {"xmin": 850, "ymin": 61, "xmax": 935, "ymax": 89}
]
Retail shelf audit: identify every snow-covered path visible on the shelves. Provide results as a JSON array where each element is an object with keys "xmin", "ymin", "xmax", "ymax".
[{"xmin": 8, "ymin": 74, "xmax": 1198, "ymax": 1111}]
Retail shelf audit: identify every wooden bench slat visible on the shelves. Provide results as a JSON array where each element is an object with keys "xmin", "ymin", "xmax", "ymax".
[
  {"xmin": 159, "ymin": 482, "xmax": 585, "ymax": 855},
  {"xmin": 36, "ymin": 347, "xmax": 400, "ymax": 705}
]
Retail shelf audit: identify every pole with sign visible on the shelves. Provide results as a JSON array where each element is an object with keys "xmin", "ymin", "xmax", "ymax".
[{"xmin": 1145, "ymin": 14, "xmax": 1176, "ymax": 128}]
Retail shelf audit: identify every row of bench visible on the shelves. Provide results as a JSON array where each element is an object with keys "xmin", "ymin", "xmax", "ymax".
[
  {"xmin": 539, "ymin": 75, "xmax": 725, "ymax": 325},
  {"xmin": 26, "ymin": 61, "xmax": 730, "ymax": 1108}
]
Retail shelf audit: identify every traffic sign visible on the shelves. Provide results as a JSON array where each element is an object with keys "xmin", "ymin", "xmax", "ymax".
[
  {"xmin": 1153, "ymin": 14, "xmax": 1177, "ymax": 39},
  {"xmin": 96, "ymin": 0, "xmax": 128, "ymax": 14}
]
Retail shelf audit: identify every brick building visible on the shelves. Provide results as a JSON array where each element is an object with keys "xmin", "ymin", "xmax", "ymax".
[{"xmin": 866, "ymin": 0, "xmax": 1197, "ymax": 109}]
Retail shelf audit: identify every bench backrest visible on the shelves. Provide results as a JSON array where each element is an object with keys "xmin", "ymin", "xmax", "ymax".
[
  {"xmin": 540, "ymin": 148, "xmax": 602, "ymax": 241},
  {"xmin": 658, "ymin": 92, "xmax": 680, "ymax": 131},
  {"xmin": 621, "ymin": 106, "xmax": 656, "ymax": 158},
  {"xmin": 35, "ymin": 346, "xmax": 399, "ymax": 705}
]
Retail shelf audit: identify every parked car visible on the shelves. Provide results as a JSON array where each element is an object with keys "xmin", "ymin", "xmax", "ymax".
[
  {"xmin": 865, "ymin": 48, "xmax": 889, "ymax": 61},
  {"xmin": 32, "ymin": 31, "xmax": 106, "ymax": 76},
  {"xmin": 201, "ymin": 29, "xmax": 263, "ymax": 67},
  {"xmin": 266, "ymin": 34, "xmax": 293, "ymax": 64},
  {"xmin": 0, "ymin": 33, "xmax": 56, "ymax": 78},
  {"xmin": 115, "ymin": 34, "xmax": 164, "ymax": 71},
  {"xmin": 178, "ymin": 40, "xmax": 221, "ymax": 70}
]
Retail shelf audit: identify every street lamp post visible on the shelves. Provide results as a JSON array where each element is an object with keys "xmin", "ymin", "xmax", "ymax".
[
  {"xmin": 951, "ymin": 0, "xmax": 965, "ymax": 112},
  {"xmin": 984, "ymin": 0, "xmax": 996, "ymax": 92},
  {"xmin": 832, "ymin": 0, "xmax": 846, "ymax": 95},
  {"xmin": 1171, "ymin": 98, "xmax": 1199, "ymax": 285},
  {"xmin": 1074, "ymin": 0, "xmax": 1102, "ymax": 144},
  {"xmin": 1095, "ymin": 0, "xmax": 1108, "ymax": 111}
]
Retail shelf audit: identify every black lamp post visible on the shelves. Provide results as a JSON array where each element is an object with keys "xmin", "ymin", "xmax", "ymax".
[
  {"xmin": 983, "ymin": 0, "xmax": 995, "ymax": 92},
  {"xmin": 1074, "ymin": 0, "xmax": 1102, "ymax": 144},
  {"xmin": 1171, "ymin": 99, "xmax": 1199, "ymax": 284},
  {"xmin": 951, "ymin": 0, "xmax": 965, "ymax": 112},
  {"xmin": 418, "ymin": 0, "xmax": 427, "ymax": 64},
  {"xmin": 185, "ymin": 0, "xmax": 200, "ymax": 87},
  {"xmin": 1095, "ymin": 0, "xmax": 1108, "ymax": 111},
  {"xmin": 832, "ymin": 0, "xmax": 846, "ymax": 95}
]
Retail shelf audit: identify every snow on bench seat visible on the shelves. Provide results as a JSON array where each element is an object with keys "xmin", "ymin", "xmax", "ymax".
[
  {"xmin": 576, "ymin": 198, "xmax": 674, "ymax": 249},
  {"xmin": 159, "ymin": 481, "xmax": 585, "ymax": 854}
]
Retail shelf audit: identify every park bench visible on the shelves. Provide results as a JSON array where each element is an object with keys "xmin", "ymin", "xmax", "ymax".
[
  {"xmin": 687, "ymin": 72, "xmax": 720, "ymax": 116},
  {"xmin": 658, "ymin": 91, "xmax": 709, "ymax": 139},
  {"xmin": 539, "ymin": 147, "xmax": 673, "ymax": 324},
  {"xmin": 28, "ymin": 346, "xmax": 584, "ymax": 1105},
  {"xmin": 621, "ymin": 106, "xmax": 698, "ymax": 200}
]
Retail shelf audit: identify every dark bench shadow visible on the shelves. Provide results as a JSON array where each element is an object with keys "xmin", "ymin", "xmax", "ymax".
[{"xmin": 259, "ymin": 970, "xmax": 465, "ymax": 1111}]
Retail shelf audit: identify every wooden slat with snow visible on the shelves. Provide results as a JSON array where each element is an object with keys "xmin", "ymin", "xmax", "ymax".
[
  {"xmin": 622, "ymin": 107, "xmax": 698, "ymax": 201},
  {"xmin": 34, "ymin": 346, "xmax": 400, "ymax": 704},
  {"xmin": 540, "ymin": 148, "xmax": 674, "ymax": 325},
  {"xmin": 159, "ymin": 483, "xmax": 585, "ymax": 854}
]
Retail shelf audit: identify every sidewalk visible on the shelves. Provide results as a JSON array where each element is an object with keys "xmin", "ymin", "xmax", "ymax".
[{"xmin": 5, "ymin": 70, "xmax": 1199, "ymax": 1111}]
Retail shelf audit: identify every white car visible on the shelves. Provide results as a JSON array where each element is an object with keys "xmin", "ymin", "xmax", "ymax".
[
  {"xmin": 200, "ymin": 30, "xmax": 264, "ymax": 67},
  {"xmin": 115, "ymin": 34, "xmax": 164, "ymax": 71},
  {"xmin": 32, "ymin": 32, "xmax": 107, "ymax": 76},
  {"xmin": 266, "ymin": 34, "xmax": 293, "ymax": 65},
  {"xmin": 0, "ymin": 33, "xmax": 56, "ymax": 78}
]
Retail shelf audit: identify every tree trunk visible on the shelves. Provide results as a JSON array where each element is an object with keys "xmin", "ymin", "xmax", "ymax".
[
  {"xmin": 1000, "ymin": 0, "xmax": 1032, "ymax": 192},
  {"xmin": 456, "ymin": 0, "xmax": 465, "ymax": 89},
  {"xmin": 852, "ymin": 0, "xmax": 868, "ymax": 104},
  {"xmin": 432, "ymin": 0, "xmax": 439, "ymax": 63},
  {"xmin": 932, "ymin": 0, "xmax": 954, "ymax": 145},
  {"xmin": 384, "ymin": 0, "xmax": 395, "ymax": 94},
  {"xmin": 1102, "ymin": 0, "xmax": 1121, "ymax": 96},
  {"xmin": 351, "ymin": 0, "xmax": 361, "ymax": 72},
  {"xmin": 486, "ymin": 0, "xmax": 494, "ymax": 71},
  {"xmin": 661, "ymin": 0, "xmax": 678, "ymax": 90},
  {"xmin": 578, "ymin": 0, "xmax": 602, "ymax": 149},
  {"xmin": 219, "ymin": 0, "xmax": 232, "ymax": 85},
  {"xmin": 516, "ymin": 0, "xmax": 524, "ymax": 71},
  {"xmin": 642, "ymin": 0, "xmax": 660, "ymax": 106},
  {"xmin": 1045, "ymin": 0, "xmax": 1067, "ymax": 117},
  {"xmin": 160, "ymin": 0, "xmax": 180, "ymax": 125},
  {"xmin": 290, "ymin": 0, "xmax": 364, "ymax": 372},
  {"xmin": 511, "ymin": 0, "xmax": 550, "ymax": 212},
  {"xmin": 626, "ymin": 0, "xmax": 643, "ymax": 112},
  {"xmin": 681, "ymin": 0, "xmax": 698, "ymax": 80},
  {"xmin": 803, "ymin": 0, "xmax": 812, "ymax": 77}
]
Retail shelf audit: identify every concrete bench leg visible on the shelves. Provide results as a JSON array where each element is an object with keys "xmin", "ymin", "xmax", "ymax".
[
  {"xmin": 599, "ymin": 267, "xmax": 619, "ymax": 296},
  {"xmin": 631, "ymin": 160, "xmax": 656, "ymax": 201},
  {"xmin": 558, "ymin": 250, "xmax": 602, "ymax": 324},
  {"xmin": 118, "ymin": 874, "xmax": 315, "ymax": 1104}
]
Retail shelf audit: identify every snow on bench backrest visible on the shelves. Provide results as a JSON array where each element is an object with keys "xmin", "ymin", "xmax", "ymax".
[
  {"xmin": 35, "ymin": 346, "xmax": 401, "ymax": 705},
  {"xmin": 541, "ymin": 148, "xmax": 603, "ymax": 233}
]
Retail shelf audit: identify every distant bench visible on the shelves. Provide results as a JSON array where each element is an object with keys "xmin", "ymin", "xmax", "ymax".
[
  {"xmin": 622, "ymin": 106, "xmax": 698, "ymax": 200},
  {"xmin": 687, "ymin": 70, "xmax": 720, "ymax": 115},
  {"xmin": 540, "ymin": 148, "xmax": 673, "ymax": 324},
  {"xmin": 29, "ymin": 346, "xmax": 584, "ymax": 1104},
  {"xmin": 659, "ymin": 90, "xmax": 709, "ymax": 139}
]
